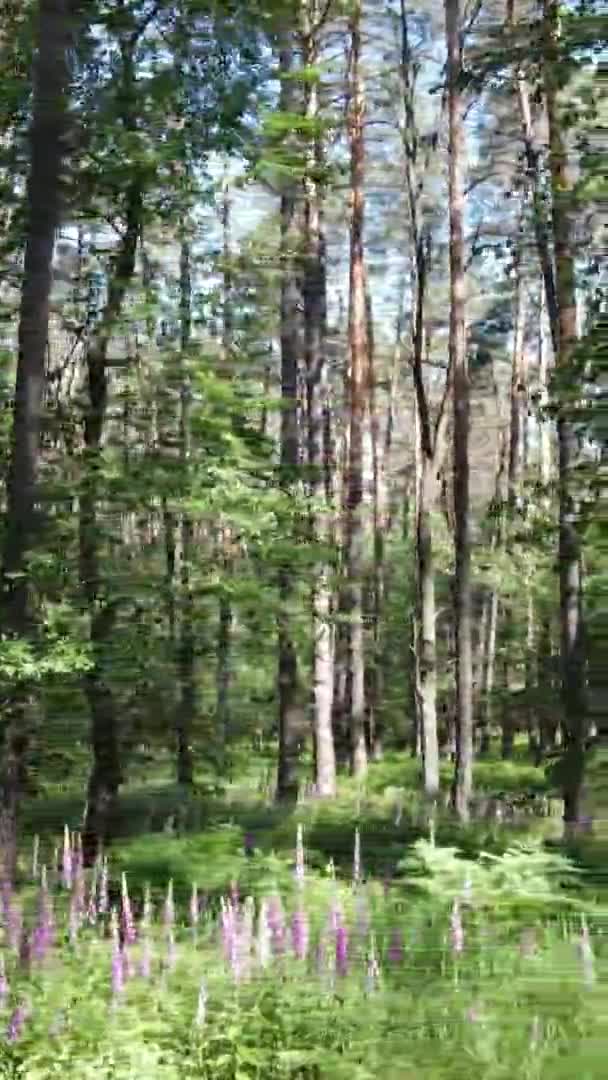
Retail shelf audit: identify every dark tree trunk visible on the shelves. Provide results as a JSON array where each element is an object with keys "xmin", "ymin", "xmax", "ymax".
[
  {"xmin": 276, "ymin": 41, "xmax": 302, "ymax": 801},
  {"xmin": 216, "ymin": 572, "xmax": 233, "ymax": 750},
  {"xmin": 446, "ymin": 0, "xmax": 473, "ymax": 822},
  {"xmin": 176, "ymin": 238, "xmax": 195, "ymax": 787},
  {"xmin": 80, "ymin": 179, "xmax": 142, "ymax": 863},
  {"xmin": 0, "ymin": 0, "xmax": 72, "ymax": 878},
  {"xmin": 543, "ymin": 0, "xmax": 587, "ymax": 831}
]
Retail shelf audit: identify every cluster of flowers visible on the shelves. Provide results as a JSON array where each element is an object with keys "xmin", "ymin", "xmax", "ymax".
[{"xmin": 0, "ymin": 823, "xmax": 596, "ymax": 1045}]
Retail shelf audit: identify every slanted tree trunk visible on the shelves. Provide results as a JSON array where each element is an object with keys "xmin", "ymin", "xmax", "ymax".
[
  {"xmin": 0, "ymin": 0, "xmax": 72, "ymax": 876},
  {"xmin": 302, "ymin": 4, "xmax": 336, "ymax": 796},
  {"xmin": 344, "ymin": 0, "xmax": 368, "ymax": 779},
  {"xmin": 543, "ymin": 0, "xmax": 587, "ymax": 831},
  {"xmin": 446, "ymin": 0, "xmax": 473, "ymax": 822},
  {"xmin": 276, "ymin": 41, "xmax": 303, "ymax": 801}
]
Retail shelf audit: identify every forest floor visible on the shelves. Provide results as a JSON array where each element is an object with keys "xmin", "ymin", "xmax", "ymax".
[
  {"xmin": 22, "ymin": 742, "xmax": 608, "ymax": 903},
  {"xmin": 4, "ymin": 745, "xmax": 606, "ymax": 1079}
]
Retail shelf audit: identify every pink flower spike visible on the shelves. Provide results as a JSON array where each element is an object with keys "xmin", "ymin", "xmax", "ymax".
[
  {"xmin": 295, "ymin": 824, "xmax": 305, "ymax": 887},
  {"xmin": 62, "ymin": 825, "xmax": 72, "ymax": 890},
  {"xmin": 450, "ymin": 899, "xmax": 464, "ymax": 955},
  {"xmin": 121, "ymin": 873, "xmax": 137, "ymax": 945}
]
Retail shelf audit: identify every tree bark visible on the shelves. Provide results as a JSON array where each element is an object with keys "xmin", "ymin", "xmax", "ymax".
[
  {"xmin": 302, "ymin": 6, "xmax": 337, "ymax": 796},
  {"xmin": 543, "ymin": 0, "xmax": 587, "ymax": 830},
  {"xmin": 276, "ymin": 41, "xmax": 302, "ymax": 801},
  {"xmin": 508, "ymin": 232, "xmax": 528, "ymax": 512},
  {"xmin": 81, "ymin": 175, "xmax": 143, "ymax": 862},
  {"xmin": 216, "ymin": 170, "xmax": 234, "ymax": 757},
  {"xmin": 176, "ymin": 238, "xmax": 195, "ymax": 786},
  {"xmin": 345, "ymin": 0, "xmax": 368, "ymax": 779},
  {"xmin": 0, "ymin": 0, "xmax": 72, "ymax": 878},
  {"xmin": 446, "ymin": 0, "xmax": 473, "ymax": 822}
]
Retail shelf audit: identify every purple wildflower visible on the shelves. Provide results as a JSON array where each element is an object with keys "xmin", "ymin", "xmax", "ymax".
[
  {"xmin": 336, "ymin": 924, "xmax": 348, "ymax": 977},
  {"xmin": 295, "ymin": 824, "xmax": 305, "ymax": 887},
  {"xmin": 291, "ymin": 905, "xmax": 309, "ymax": 961},
  {"xmin": 139, "ymin": 885, "xmax": 153, "ymax": 977},
  {"xmin": 68, "ymin": 891, "xmax": 80, "ymax": 947},
  {"xmin": 32, "ymin": 867, "xmax": 54, "ymax": 962},
  {"xmin": 450, "ymin": 899, "xmax": 464, "ymax": 955},
  {"xmin": 62, "ymin": 825, "xmax": 72, "ymax": 890},
  {"xmin": 244, "ymin": 832, "xmax": 255, "ymax": 857},
  {"xmin": 69, "ymin": 855, "xmax": 86, "ymax": 944},
  {"xmin": 256, "ymin": 899, "xmax": 271, "ymax": 968},
  {"xmin": 239, "ymin": 896, "xmax": 255, "ymax": 980},
  {"xmin": 329, "ymin": 901, "xmax": 341, "ymax": 934},
  {"xmin": 578, "ymin": 917, "xmax": 595, "ymax": 988},
  {"xmin": 6, "ymin": 1001, "xmax": 28, "ymax": 1042},
  {"xmin": 220, "ymin": 897, "xmax": 237, "ymax": 966},
  {"xmin": 353, "ymin": 828, "xmax": 361, "ymax": 886},
  {"xmin": 98, "ymin": 855, "xmax": 109, "ymax": 916},
  {"xmin": 520, "ymin": 928, "xmax": 536, "ymax": 958},
  {"xmin": 31, "ymin": 835, "xmax": 39, "ymax": 881},
  {"xmin": 230, "ymin": 879, "xmax": 239, "ymax": 909},
  {"xmin": 189, "ymin": 882, "xmax": 199, "ymax": 938},
  {"xmin": 0, "ymin": 955, "xmax": 8, "ymax": 1005},
  {"xmin": 163, "ymin": 880, "xmax": 175, "ymax": 931},
  {"xmin": 140, "ymin": 933, "xmax": 152, "ymax": 979},
  {"xmin": 19, "ymin": 930, "xmax": 31, "ymax": 972},
  {"xmin": 365, "ymin": 933, "xmax": 380, "ymax": 993},
  {"xmin": 86, "ymin": 861, "xmax": 99, "ymax": 927},
  {"xmin": 194, "ymin": 979, "xmax": 207, "ymax": 1028},
  {"xmin": 4, "ymin": 890, "xmax": 22, "ymax": 954},
  {"xmin": 315, "ymin": 933, "xmax": 327, "ymax": 977},
  {"xmin": 267, "ymin": 895, "xmax": 286, "ymax": 956},
  {"xmin": 160, "ymin": 880, "xmax": 176, "ymax": 972},
  {"xmin": 73, "ymin": 831, "xmax": 83, "ymax": 875},
  {"xmin": 110, "ymin": 909, "xmax": 124, "ymax": 997},
  {"xmin": 387, "ymin": 928, "xmax": 404, "ymax": 965},
  {"xmin": 121, "ymin": 873, "xmax": 137, "ymax": 946},
  {"xmin": 354, "ymin": 891, "xmax": 370, "ymax": 942}
]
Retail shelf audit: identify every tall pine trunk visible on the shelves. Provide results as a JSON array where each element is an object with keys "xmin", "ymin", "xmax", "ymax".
[
  {"xmin": 0, "ymin": 0, "xmax": 72, "ymax": 877},
  {"xmin": 345, "ymin": 0, "xmax": 368, "ymax": 778},
  {"xmin": 446, "ymin": 0, "xmax": 473, "ymax": 822},
  {"xmin": 81, "ymin": 179, "xmax": 143, "ymax": 863},
  {"xmin": 276, "ymin": 41, "xmax": 302, "ymax": 801},
  {"xmin": 303, "ymin": 6, "xmax": 336, "ymax": 796},
  {"xmin": 543, "ymin": 0, "xmax": 587, "ymax": 830}
]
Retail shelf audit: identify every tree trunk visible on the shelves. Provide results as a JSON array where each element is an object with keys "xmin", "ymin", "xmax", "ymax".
[
  {"xmin": 446, "ymin": 0, "xmax": 473, "ymax": 823},
  {"xmin": 416, "ymin": 457, "xmax": 440, "ymax": 798},
  {"xmin": 508, "ymin": 232, "xmax": 527, "ymax": 511},
  {"xmin": 366, "ymin": 286, "xmax": 384, "ymax": 761},
  {"xmin": 80, "ymin": 167, "xmax": 143, "ymax": 863},
  {"xmin": 176, "ymin": 238, "xmax": 195, "ymax": 787},
  {"xmin": 344, "ymin": 0, "xmax": 368, "ymax": 779},
  {"xmin": 303, "ymin": 10, "xmax": 336, "ymax": 796},
  {"xmin": 276, "ymin": 41, "xmax": 302, "ymax": 801},
  {"xmin": 543, "ymin": 0, "xmax": 587, "ymax": 830},
  {"xmin": 216, "ymin": 170, "xmax": 234, "ymax": 756},
  {"xmin": 0, "ymin": 0, "xmax": 72, "ymax": 878},
  {"xmin": 537, "ymin": 289, "xmax": 553, "ymax": 488}
]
